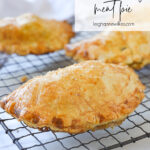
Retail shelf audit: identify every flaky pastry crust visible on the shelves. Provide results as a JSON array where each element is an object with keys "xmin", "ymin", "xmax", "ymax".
[
  {"xmin": 0, "ymin": 14, "xmax": 74, "ymax": 55},
  {"xmin": 65, "ymin": 32, "xmax": 150, "ymax": 69},
  {"xmin": 0, "ymin": 61, "xmax": 145, "ymax": 133}
]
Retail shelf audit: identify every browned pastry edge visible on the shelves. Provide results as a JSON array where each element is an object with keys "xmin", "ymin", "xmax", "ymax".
[
  {"xmin": 0, "ymin": 97, "xmax": 133, "ymax": 133},
  {"xmin": 0, "ymin": 101, "xmax": 126, "ymax": 133},
  {"xmin": 25, "ymin": 116, "xmax": 126, "ymax": 133}
]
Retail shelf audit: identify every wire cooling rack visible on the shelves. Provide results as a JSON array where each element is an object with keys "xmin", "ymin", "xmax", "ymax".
[{"xmin": 0, "ymin": 32, "xmax": 150, "ymax": 150}]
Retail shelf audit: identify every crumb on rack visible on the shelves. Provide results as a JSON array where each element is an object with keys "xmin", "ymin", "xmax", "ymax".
[{"xmin": 20, "ymin": 76, "xmax": 28, "ymax": 82}]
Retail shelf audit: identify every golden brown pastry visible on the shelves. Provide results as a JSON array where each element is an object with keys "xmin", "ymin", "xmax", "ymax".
[
  {"xmin": 20, "ymin": 76, "xmax": 28, "ymax": 83},
  {"xmin": 0, "ymin": 61, "xmax": 145, "ymax": 133},
  {"xmin": 65, "ymin": 32, "xmax": 150, "ymax": 69},
  {"xmin": 0, "ymin": 14, "xmax": 74, "ymax": 55}
]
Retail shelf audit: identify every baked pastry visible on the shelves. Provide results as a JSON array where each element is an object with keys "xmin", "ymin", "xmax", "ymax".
[
  {"xmin": 0, "ymin": 61, "xmax": 145, "ymax": 133},
  {"xmin": 65, "ymin": 32, "xmax": 150, "ymax": 69},
  {"xmin": 0, "ymin": 14, "xmax": 74, "ymax": 55}
]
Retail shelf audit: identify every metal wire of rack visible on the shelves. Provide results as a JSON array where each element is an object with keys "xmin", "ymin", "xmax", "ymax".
[{"xmin": 0, "ymin": 32, "xmax": 150, "ymax": 150}]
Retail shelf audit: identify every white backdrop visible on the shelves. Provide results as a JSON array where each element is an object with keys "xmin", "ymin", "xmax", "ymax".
[{"xmin": 0, "ymin": 0, "xmax": 74, "ymax": 20}]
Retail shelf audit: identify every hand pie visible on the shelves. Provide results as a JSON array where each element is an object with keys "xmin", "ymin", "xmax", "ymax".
[
  {"xmin": 0, "ymin": 61, "xmax": 145, "ymax": 133},
  {"xmin": 65, "ymin": 31, "xmax": 150, "ymax": 69},
  {"xmin": 0, "ymin": 14, "xmax": 74, "ymax": 55}
]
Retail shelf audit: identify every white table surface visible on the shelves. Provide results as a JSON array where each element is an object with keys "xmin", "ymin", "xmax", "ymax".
[{"xmin": 0, "ymin": 124, "xmax": 150, "ymax": 150}]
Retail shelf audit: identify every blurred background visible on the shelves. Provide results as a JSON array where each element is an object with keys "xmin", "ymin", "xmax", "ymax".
[{"xmin": 0, "ymin": 0, "xmax": 74, "ymax": 20}]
